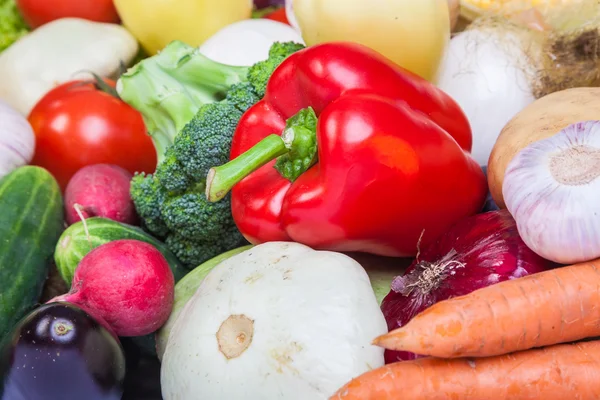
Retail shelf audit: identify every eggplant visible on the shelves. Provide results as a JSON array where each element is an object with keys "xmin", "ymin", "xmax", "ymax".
[{"xmin": 0, "ymin": 302, "xmax": 126, "ymax": 399}]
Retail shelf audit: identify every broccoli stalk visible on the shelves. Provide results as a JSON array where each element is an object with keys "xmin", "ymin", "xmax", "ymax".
[{"xmin": 117, "ymin": 40, "xmax": 250, "ymax": 162}]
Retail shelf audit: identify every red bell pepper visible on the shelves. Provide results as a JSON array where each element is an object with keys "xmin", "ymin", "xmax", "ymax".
[{"xmin": 206, "ymin": 42, "xmax": 487, "ymax": 257}]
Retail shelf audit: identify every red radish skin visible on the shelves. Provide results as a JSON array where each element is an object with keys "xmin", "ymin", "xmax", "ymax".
[
  {"xmin": 64, "ymin": 164, "xmax": 138, "ymax": 226},
  {"xmin": 57, "ymin": 301, "xmax": 119, "ymax": 340},
  {"xmin": 52, "ymin": 240, "xmax": 175, "ymax": 337},
  {"xmin": 380, "ymin": 210, "xmax": 556, "ymax": 363}
]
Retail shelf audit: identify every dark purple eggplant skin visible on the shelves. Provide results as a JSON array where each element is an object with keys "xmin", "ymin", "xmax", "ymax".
[{"xmin": 0, "ymin": 302, "xmax": 126, "ymax": 400}]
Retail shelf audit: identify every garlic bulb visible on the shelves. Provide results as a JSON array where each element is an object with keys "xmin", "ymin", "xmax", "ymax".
[{"xmin": 503, "ymin": 120, "xmax": 600, "ymax": 264}]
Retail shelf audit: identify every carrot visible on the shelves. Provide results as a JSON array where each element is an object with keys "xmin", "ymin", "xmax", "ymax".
[
  {"xmin": 331, "ymin": 340, "xmax": 600, "ymax": 400},
  {"xmin": 373, "ymin": 260, "xmax": 600, "ymax": 358}
]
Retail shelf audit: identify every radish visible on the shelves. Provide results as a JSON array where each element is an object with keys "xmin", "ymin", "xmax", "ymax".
[
  {"xmin": 64, "ymin": 164, "xmax": 138, "ymax": 226},
  {"xmin": 50, "ymin": 239, "xmax": 175, "ymax": 337}
]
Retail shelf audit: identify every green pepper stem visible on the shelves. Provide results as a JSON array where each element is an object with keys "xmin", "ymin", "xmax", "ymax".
[
  {"xmin": 205, "ymin": 107, "xmax": 318, "ymax": 202},
  {"xmin": 206, "ymin": 134, "xmax": 289, "ymax": 202}
]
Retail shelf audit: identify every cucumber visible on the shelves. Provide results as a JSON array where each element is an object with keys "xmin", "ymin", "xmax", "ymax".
[
  {"xmin": 54, "ymin": 217, "xmax": 188, "ymax": 285},
  {"xmin": 156, "ymin": 245, "xmax": 253, "ymax": 361},
  {"xmin": 0, "ymin": 166, "xmax": 64, "ymax": 338}
]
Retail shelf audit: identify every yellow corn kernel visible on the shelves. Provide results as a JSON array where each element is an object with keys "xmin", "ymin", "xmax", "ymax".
[
  {"xmin": 462, "ymin": 0, "xmax": 567, "ymax": 9},
  {"xmin": 462, "ymin": 0, "xmax": 572, "ymax": 15}
]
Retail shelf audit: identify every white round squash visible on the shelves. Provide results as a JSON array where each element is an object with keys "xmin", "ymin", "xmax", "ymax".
[{"xmin": 161, "ymin": 241, "xmax": 388, "ymax": 400}]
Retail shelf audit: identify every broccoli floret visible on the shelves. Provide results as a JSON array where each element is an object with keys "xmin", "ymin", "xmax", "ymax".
[
  {"xmin": 155, "ymin": 147, "xmax": 190, "ymax": 194},
  {"xmin": 130, "ymin": 173, "xmax": 170, "ymax": 238},
  {"xmin": 129, "ymin": 41, "xmax": 305, "ymax": 269},
  {"xmin": 165, "ymin": 224, "xmax": 247, "ymax": 268},
  {"xmin": 268, "ymin": 41, "xmax": 307, "ymax": 60},
  {"xmin": 226, "ymin": 82, "xmax": 261, "ymax": 113},
  {"xmin": 118, "ymin": 40, "xmax": 305, "ymax": 162},
  {"xmin": 160, "ymin": 183, "xmax": 234, "ymax": 241},
  {"xmin": 131, "ymin": 172, "xmax": 246, "ymax": 269},
  {"xmin": 247, "ymin": 41, "xmax": 306, "ymax": 98},
  {"xmin": 137, "ymin": 101, "xmax": 250, "ymax": 268},
  {"xmin": 176, "ymin": 102, "xmax": 243, "ymax": 178},
  {"xmin": 154, "ymin": 81, "xmax": 259, "ymax": 192},
  {"xmin": 0, "ymin": 0, "xmax": 29, "ymax": 53}
]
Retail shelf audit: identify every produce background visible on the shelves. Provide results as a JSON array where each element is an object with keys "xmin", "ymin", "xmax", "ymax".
[
  {"xmin": 3, "ymin": 0, "xmax": 600, "ymax": 399},
  {"xmin": 37, "ymin": 254, "xmax": 408, "ymax": 399}
]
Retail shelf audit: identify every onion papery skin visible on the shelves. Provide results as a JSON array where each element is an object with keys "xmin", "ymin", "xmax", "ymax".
[{"xmin": 380, "ymin": 209, "xmax": 556, "ymax": 363}]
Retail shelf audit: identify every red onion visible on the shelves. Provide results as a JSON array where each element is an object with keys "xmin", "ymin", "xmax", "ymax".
[
  {"xmin": 254, "ymin": 0, "xmax": 285, "ymax": 9},
  {"xmin": 380, "ymin": 209, "xmax": 556, "ymax": 363}
]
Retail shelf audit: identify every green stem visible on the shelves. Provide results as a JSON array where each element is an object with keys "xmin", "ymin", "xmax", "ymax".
[
  {"xmin": 159, "ymin": 93, "xmax": 200, "ymax": 134},
  {"xmin": 205, "ymin": 107, "xmax": 319, "ymax": 202},
  {"xmin": 206, "ymin": 135, "xmax": 289, "ymax": 202}
]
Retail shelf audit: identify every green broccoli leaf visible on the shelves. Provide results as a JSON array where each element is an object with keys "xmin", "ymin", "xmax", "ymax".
[{"xmin": 0, "ymin": 0, "xmax": 29, "ymax": 53}]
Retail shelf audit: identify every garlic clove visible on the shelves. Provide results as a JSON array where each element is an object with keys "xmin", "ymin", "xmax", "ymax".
[{"xmin": 503, "ymin": 120, "xmax": 600, "ymax": 264}]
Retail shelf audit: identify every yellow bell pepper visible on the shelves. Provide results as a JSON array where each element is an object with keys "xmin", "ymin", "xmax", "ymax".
[
  {"xmin": 113, "ymin": 0, "xmax": 253, "ymax": 55},
  {"xmin": 290, "ymin": 0, "xmax": 451, "ymax": 82}
]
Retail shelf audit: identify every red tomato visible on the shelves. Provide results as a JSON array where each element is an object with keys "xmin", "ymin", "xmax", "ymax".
[
  {"xmin": 263, "ymin": 8, "xmax": 289, "ymax": 24},
  {"xmin": 16, "ymin": 0, "xmax": 120, "ymax": 28},
  {"xmin": 29, "ymin": 80, "xmax": 157, "ymax": 192}
]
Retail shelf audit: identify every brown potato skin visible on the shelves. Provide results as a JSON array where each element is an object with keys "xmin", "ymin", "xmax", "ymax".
[{"xmin": 488, "ymin": 87, "xmax": 600, "ymax": 208}]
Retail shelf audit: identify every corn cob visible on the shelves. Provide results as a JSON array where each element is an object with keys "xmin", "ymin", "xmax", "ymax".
[{"xmin": 462, "ymin": 0, "xmax": 572, "ymax": 15}]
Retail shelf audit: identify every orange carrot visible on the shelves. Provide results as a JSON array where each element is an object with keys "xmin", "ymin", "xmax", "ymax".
[
  {"xmin": 374, "ymin": 260, "xmax": 600, "ymax": 358},
  {"xmin": 331, "ymin": 340, "xmax": 600, "ymax": 400}
]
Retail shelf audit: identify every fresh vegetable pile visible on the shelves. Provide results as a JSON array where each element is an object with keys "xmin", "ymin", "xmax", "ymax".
[{"xmin": 3, "ymin": 0, "xmax": 600, "ymax": 399}]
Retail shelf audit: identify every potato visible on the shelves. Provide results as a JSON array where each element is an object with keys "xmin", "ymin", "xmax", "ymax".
[{"xmin": 488, "ymin": 87, "xmax": 600, "ymax": 209}]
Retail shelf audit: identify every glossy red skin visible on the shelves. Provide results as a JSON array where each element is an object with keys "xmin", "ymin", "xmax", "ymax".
[
  {"xmin": 64, "ymin": 164, "xmax": 138, "ymax": 226},
  {"xmin": 230, "ymin": 42, "xmax": 488, "ymax": 256},
  {"xmin": 60, "ymin": 240, "xmax": 175, "ymax": 337},
  {"xmin": 29, "ymin": 80, "xmax": 157, "ymax": 192},
  {"xmin": 263, "ymin": 8, "xmax": 290, "ymax": 24},
  {"xmin": 380, "ymin": 210, "xmax": 558, "ymax": 363},
  {"xmin": 16, "ymin": 0, "xmax": 119, "ymax": 28}
]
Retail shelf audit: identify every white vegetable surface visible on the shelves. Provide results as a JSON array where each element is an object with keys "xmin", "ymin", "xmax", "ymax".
[
  {"xmin": 503, "ymin": 121, "xmax": 600, "ymax": 264},
  {"xmin": 161, "ymin": 241, "xmax": 387, "ymax": 400},
  {"xmin": 437, "ymin": 28, "xmax": 536, "ymax": 166},
  {"xmin": 198, "ymin": 19, "xmax": 305, "ymax": 67},
  {"xmin": 0, "ymin": 100, "xmax": 35, "ymax": 179},
  {"xmin": 0, "ymin": 18, "xmax": 138, "ymax": 116},
  {"xmin": 285, "ymin": 0, "xmax": 301, "ymax": 32}
]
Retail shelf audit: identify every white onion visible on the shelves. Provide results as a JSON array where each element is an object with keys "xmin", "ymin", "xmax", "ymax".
[
  {"xmin": 0, "ymin": 100, "xmax": 35, "ymax": 179},
  {"xmin": 284, "ymin": 0, "xmax": 301, "ymax": 33},
  {"xmin": 198, "ymin": 19, "xmax": 304, "ymax": 67},
  {"xmin": 437, "ymin": 27, "xmax": 536, "ymax": 166}
]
